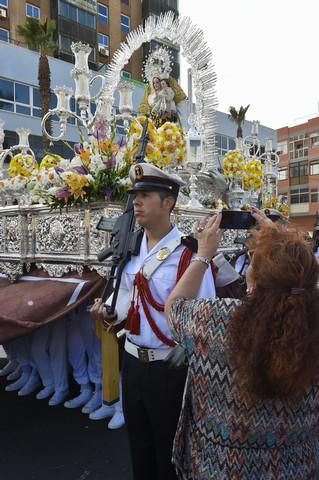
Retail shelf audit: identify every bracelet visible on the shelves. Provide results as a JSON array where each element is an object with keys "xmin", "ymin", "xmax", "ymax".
[{"xmin": 190, "ymin": 255, "xmax": 211, "ymax": 268}]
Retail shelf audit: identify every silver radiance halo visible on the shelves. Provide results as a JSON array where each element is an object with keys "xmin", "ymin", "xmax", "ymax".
[
  {"xmin": 143, "ymin": 46, "xmax": 173, "ymax": 83},
  {"xmin": 101, "ymin": 11, "xmax": 218, "ymax": 168}
]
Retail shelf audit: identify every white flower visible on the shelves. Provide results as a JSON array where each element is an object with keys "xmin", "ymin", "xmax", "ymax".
[
  {"xmin": 47, "ymin": 186, "xmax": 60, "ymax": 195},
  {"xmin": 70, "ymin": 156, "xmax": 83, "ymax": 167},
  {"xmin": 118, "ymin": 178, "xmax": 130, "ymax": 186},
  {"xmin": 59, "ymin": 158, "xmax": 71, "ymax": 170}
]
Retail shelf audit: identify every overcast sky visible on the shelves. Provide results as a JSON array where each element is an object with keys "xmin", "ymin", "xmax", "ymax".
[{"xmin": 179, "ymin": 0, "xmax": 319, "ymax": 129}]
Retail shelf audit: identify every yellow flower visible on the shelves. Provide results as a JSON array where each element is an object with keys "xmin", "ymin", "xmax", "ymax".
[
  {"xmin": 65, "ymin": 173, "xmax": 89, "ymax": 200},
  {"xmin": 243, "ymin": 159, "xmax": 263, "ymax": 190},
  {"xmin": 223, "ymin": 150, "xmax": 245, "ymax": 178},
  {"xmin": 8, "ymin": 153, "xmax": 38, "ymax": 178},
  {"xmin": 40, "ymin": 153, "xmax": 62, "ymax": 170},
  {"xmin": 98, "ymin": 139, "xmax": 119, "ymax": 156},
  {"xmin": 79, "ymin": 149, "xmax": 91, "ymax": 168}
]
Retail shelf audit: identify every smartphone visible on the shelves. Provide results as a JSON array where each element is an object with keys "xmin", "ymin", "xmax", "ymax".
[
  {"xmin": 220, "ymin": 209, "xmax": 282, "ymax": 230},
  {"xmin": 220, "ymin": 210, "xmax": 256, "ymax": 230}
]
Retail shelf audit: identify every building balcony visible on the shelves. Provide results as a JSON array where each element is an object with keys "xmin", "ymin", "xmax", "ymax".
[{"xmin": 290, "ymin": 203, "xmax": 309, "ymax": 215}]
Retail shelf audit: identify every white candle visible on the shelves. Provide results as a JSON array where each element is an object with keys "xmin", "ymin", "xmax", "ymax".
[
  {"xmin": 71, "ymin": 42, "xmax": 91, "ymax": 74},
  {"xmin": 75, "ymin": 73, "xmax": 90, "ymax": 101},
  {"xmin": 265, "ymin": 139, "xmax": 273, "ymax": 152},
  {"xmin": 118, "ymin": 81, "xmax": 134, "ymax": 116},
  {"xmin": 251, "ymin": 120, "xmax": 259, "ymax": 136},
  {"xmin": 54, "ymin": 86, "xmax": 73, "ymax": 111}
]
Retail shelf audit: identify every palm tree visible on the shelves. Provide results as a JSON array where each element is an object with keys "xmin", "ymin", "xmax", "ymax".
[
  {"xmin": 228, "ymin": 105, "xmax": 250, "ymax": 139},
  {"xmin": 17, "ymin": 18, "xmax": 56, "ymax": 153}
]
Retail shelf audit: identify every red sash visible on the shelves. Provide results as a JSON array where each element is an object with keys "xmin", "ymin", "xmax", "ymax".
[{"xmin": 125, "ymin": 247, "xmax": 216, "ymax": 346}]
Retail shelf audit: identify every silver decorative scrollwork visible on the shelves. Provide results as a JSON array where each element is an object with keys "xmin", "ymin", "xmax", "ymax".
[{"xmin": 0, "ymin": 203, "xmax": 246, "ymax": 280}]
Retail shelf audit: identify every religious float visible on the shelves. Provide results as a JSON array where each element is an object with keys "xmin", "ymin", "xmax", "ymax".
[{"xmin": 0, "ymin": 12, "xmax": 285, "ymax": 405}]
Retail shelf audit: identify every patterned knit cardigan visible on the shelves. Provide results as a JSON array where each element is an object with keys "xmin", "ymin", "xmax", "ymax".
[{"xmin": 169, "ymin": 297, "xmax": 319, "ymax": 480}]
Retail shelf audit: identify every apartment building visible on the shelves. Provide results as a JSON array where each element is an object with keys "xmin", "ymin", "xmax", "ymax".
[
  {"xmin": 0, "ymin": 1, "xmax": 182, "ymax": 156},
  {"xmin": 0, "ymin": 0, "xmax": 144, "ymax": 78},
  {"xmin": 277, "ymin": 117, "xmax": 319, "ymax": 231}
]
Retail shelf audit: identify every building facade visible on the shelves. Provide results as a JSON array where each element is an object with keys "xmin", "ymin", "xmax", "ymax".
[
  {"xmin": 214, "ymin": 110, "xmax": 277, "ymax": 168},
  {"xmin": 0, "ymin": 0, "xmax": 144, "ymax": 78},
  {"xmin": 277, "ymin": 117, "xmax": 319, "ymax": 231}
]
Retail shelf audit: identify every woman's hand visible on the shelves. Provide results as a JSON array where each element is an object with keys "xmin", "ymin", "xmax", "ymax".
[
  {"xmin": 196, "ymin": 213, "xmax": 223, "ymax": 260},
  {"xmin": 250, "ymin": 206, "xmax": 272, "ymax": 226}
]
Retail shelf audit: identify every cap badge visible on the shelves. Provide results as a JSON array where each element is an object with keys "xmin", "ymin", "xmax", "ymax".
[
  {"xmin": 156, "ymin": 247, "xmax": 171, "ymax": 261},
  {"xmin": 135, "ymin": 165, "xmax": 143, "ymax": 180}
]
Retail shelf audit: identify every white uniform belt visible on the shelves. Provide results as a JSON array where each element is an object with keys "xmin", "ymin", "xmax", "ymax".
[{"xmin": 125, "ymin": 338, "xmax": 172, "ymax": 363}]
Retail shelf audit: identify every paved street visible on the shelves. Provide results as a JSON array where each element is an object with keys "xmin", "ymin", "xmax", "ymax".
[{"xmin": 0, "ymin": 358, "xmax": 133, "ymax": 480}]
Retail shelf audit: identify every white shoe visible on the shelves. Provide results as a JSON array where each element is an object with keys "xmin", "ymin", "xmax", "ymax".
[
  {"xmin": 82, "ymin": 390, "xmax": 102, "ymax": 414},
  {"xmin": 18, "ymin": 375, "xmax": 41, "ymax": 396},
  {"xmin": 5, "ymin": 372, "xmax": 29, "ymax": 392},
  {"xmin": 36, "ymin": 385, "xmax": 55, "ymax": 400},
  {"xmin": 48, "ymin": 388, "xmax": 69, "ymax": 406},
  {"xmin": 108, "ymin": 411, "xmax": 125, "ymax": 430},
  {"xmin": 7, "ymin": 366, "xmax": 22, "ymax": 381},
  {"xmin": 0, "ymin": 360, "xmax": 19, "ymax": 377},
  {"xmin": 64, "ymin": 388, "xmax": 93, "ymax": 409},
  {"xmin": 89, "ymin": 403, "xmax": 115, "ymax": 420}
]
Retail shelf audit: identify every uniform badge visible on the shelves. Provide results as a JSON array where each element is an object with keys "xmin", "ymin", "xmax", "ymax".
[
  {"xmin": 135, "ymin": 165, "xmax": 143, "ymax": 179},
  {"xmin": 156, "ymin": 247, "xmax": 171, "ymax": 261}
]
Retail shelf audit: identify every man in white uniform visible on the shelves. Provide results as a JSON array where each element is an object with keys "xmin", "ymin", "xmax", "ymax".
[{"xmin": 91, "ymin": 164, "xmax": 220, "ymax": 480}]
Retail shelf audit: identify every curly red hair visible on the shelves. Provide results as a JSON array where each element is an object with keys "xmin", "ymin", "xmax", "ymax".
[{"xmin": 227, "ymin": 223, "xmax": 319, "ymax": 401}]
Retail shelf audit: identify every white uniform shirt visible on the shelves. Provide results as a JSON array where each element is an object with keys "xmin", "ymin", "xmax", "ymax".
[{"xmin": 110, "ymin": 226, "xmax": 216, "ymax": 349}]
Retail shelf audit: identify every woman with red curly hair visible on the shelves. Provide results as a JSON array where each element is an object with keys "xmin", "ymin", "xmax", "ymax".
[{"xmin": 165, "ymin": 211, "xmax": 319, "ymax": 480}]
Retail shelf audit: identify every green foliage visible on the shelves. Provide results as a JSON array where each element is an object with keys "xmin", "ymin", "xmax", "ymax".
[{"xmin": 16, "ymin": 17, "xmax": 56, "ymax": 53}]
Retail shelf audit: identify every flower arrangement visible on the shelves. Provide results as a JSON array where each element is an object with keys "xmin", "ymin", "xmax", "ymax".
[
  {"xmin": 128, "ymin": 116, "xmax": 186, "ymax": 168},
  {"xmin": 243, "ymin": 158, "xmax": 263, "ymax": 190},
  {"xmin": 1, "ymin": 114, "xmax": 186, "ymax": 210},
  {"xmin": 36, "ymin": 135, "xmax": 131, "ymax": 209},
  {"xmin": 223, "ymin": 149, "xmax": 245, "ymax": 178}
]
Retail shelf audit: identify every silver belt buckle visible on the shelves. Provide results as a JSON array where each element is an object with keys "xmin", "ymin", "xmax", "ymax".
[{"xmin": 137, "ymin": 347, "xmax": 150, "ymax": 362}]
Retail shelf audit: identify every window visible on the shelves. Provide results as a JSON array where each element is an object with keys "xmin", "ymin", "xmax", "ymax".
[
  {"xmin": 289, "ymin": 161, "xmax": 308, "ymax": 182},
  {"xmin": 0, "ymin": 78, "xmax": 32, "ymax": 115},
  {"xmin": 289, "ymin": 135, "xmax": 308, "ymax": 160},
  {"xmin": 59, "ymin": 1, "xmax": 95, "ymax": 28},
  {"xmin": 121, "ymin": 0, "xmax": 129, "ymax": 4},
  {"xmin": 310, "ymin": 162, "xmax": 319, "ymax": 175},
  {"xmin": 78, "ymin": 9, "xmax": 95, "ymax": 28},
  {"xmin": 120, "ymin": 14, "xmax": 130, "ymax": 33},
  {"xmin": 98, "ymin": 33, "xmax": 109, "ymax": 47},
  {"xmin": 278, "ymin": 168, "xmax": 288, "ymax": 180},
  {"xmin": 0, "ymin": 0, "xmax": 8, "ymax": 7},
  {"xmin": 0, "ymin": 28, "xmax": 9, "ymax": 43},
  {"xmin": 59, "ymin": 34, "xmax": 72, "ymax": 52},
  {"xmin": 311, "ymin": 189, "xmax": 319, "ymax": 203},
  {"xmin": 276, "ymin": 140, "xmax": 288, "ymax": 155},
  {"xmin": 214, "ymin": 134, "xmax": 236, "ymax": 158},
  {"xmin": 290, "ymin": 187, "xmax": 309, "ymax": 204},
  {"xmin": 98, "ymin": 3, "xmax": 108, "ymax": 24},
  {"xmin": 60, "ymin": 0, "xmax": 76, "ymax": 21},
  {"xmin": 121, "ymin": 70, "xmax": 131, "ymax": 79},
  {"xmin": 26, "ymin": 3, "xmax": 40, "ymax": 19},
  {"xmin": 311, "ymin": 135, "xmax": 319, "ymax": 147}
]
